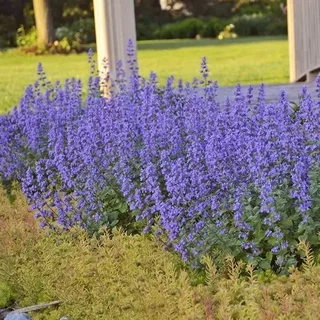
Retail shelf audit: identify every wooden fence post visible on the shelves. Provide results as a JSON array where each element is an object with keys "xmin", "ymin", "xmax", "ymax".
[
  {"xmin": 93, "ymin": 0, "xmax": 137, "ymax": 94},
  {"xmin": 287, "ymin": 0, "xmax": 320, "ymax": 82}
]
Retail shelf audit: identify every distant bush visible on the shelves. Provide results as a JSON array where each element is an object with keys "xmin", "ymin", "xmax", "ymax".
[
  {"xmin": 14, "ymin": 14, "xmax": 287, "ymax": 49},
  {"xmin": 200, "ymin": 17, "xmax": 227, "ymax": 38},
  {"xmin": 145, "ymin": 14, "xmax": 286, "ymax": 40},
  {"xmin": 16, "ymin": 26, "xmax": 38, "ymax": 51},
  {"xmin": 65, "ymin": 18, "xmax": 96, "ymax": 44},
  {"xmin": 136, "ymin": 22, "xmax": 159, "ymax": 40},
  {"xmin": 156, "ymin": 18, "xmax": 205, "ymax": 39},
  {"xmin": 16, "ymin": 24, "xmax": 85, "ymax": 55},
  {"xmin": 0, "ymin": 15, "xmax": 16, "ymax": 47},
  {"xmin": 232, "ymin": 14, "xmax": 287, "ymax": 36},
  {"xmin": 265, "ymin": 16, "xmax": 288, "ymax": 35},
  {"xmin": 233, "ymin": 14, "xmax": 270, "ymax": 36}
]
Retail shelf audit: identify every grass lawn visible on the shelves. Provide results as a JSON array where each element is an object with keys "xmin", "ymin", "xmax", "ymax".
[{"xmin": 0, "ymin": 36, "xmax": 289, "ymax": 113}]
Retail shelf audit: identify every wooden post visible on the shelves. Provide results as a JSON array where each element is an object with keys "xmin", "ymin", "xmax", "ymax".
[
  {"xmin": 287, "ymin": 0, "xmax": 296, "ymax": 83},
  {"xmin": 93, "ymin": 0, "xmax": 137, "ymax": 94},
  {"xmin": 287, "ymin": 0, "xmax": 320, "ymax": 82}
]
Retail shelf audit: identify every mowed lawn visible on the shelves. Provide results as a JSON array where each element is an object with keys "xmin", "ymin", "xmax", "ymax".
[{"xmin": 0, "ymin": 36, "xmax": 289, "ymax": 113}]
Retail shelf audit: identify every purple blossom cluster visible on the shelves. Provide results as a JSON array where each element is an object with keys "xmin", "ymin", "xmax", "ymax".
[{"xmin": 1, "ymin": 50, "xmax": 320, "ymax": 268}]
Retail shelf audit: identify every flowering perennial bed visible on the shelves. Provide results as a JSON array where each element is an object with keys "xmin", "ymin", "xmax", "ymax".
[{"xmin": 1, "ymin": 49, "xmax": 320, "ymax": 271}]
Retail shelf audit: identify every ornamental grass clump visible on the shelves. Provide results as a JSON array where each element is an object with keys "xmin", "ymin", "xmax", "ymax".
[{"xmin": 1, "ymin": 44, "xmax": 320, "ymax": 271}]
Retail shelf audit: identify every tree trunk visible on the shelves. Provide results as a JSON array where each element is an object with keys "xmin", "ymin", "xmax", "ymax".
[{"xmin": 33, "ymin": 0, "xmax": 54, "ymax": 46}]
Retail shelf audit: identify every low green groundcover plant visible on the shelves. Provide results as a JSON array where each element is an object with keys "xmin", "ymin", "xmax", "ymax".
[
  {"xmin": 1, "ymin": 186, "xmax": 320, "ymax": 320},
  {"xmin": 1, "ymin": 44, "xmax": 320, "ymax": 272}
]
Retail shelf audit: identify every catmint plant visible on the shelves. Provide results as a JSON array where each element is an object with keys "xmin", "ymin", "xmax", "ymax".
[{"xmin": 1, "ymin": 47, "xmax": 320, "ymax": 272}]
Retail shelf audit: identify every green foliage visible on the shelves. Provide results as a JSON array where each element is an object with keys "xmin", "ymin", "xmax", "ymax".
[
  {"xmin": 136, "ymin": 23, "xmax": 159, "ymax": 41},
  {"xmin": 256, "ymin": 269, "xmax": 278, "ymax": 283},
  {"xmin": 232, "ymin": 14, "xmax": 270, "ymax": 36},
  {"xmin": 201, "ymin": 164, "xmax": 320, "ymax": 273},
  {"xmin": 0, "ymin": 282, "xmax": 15, "ymax": 308},
  {"xmin": 16, "ymin": 26, "xmax": 37, "ymax": 50},
  {"xmin": 232, "ymin": 13, "xmax": 287, "ymax": 36},
  {"xmin": 56, "ymin": 18, "xmax": 95, "ymax": 45},
  {"xmin": 264, "ymin": 16, "xmax": 288, "ymax": 35},
  {"xmin": 0, "ymin": 15, "xmax": 16, "ymax": 47},
  {"xmin": 156, "ymin": 18, "xmax": 205, "ymax": 39},
  {"xmin": 53, "ymin": 26, "xmax": 83, "ymax": 54},
  {"xmin": 177, "ymin": 161, "xmax": 320, "ymax": 274},
  {"xmin": 149, "ymin": 13, "xmax": 286, "ymax": 40},
  {"xmin": 68, "ymin": 18, "xmax": 95, "ymax": 44},
  {"xmin": 155, "ymin": 17, "xmax": 231, "ymax": 40},
  {"xmin": 15, "ymin": 24, "xmax": 84, "ymax": 55},
  {"xmin": 85, "ymin": 184, "xmax": 143, "ymax": 237},
  {"xmin": 0, "ymin": 0, "xmax": 288, "ymax": 48},
  {"xmin": 200, "ymin": 17, "xmax": 227, "ymax": 38},
  {"xmin": 234, "ymin": 0, "xmax": 284, "ymax": 16}
]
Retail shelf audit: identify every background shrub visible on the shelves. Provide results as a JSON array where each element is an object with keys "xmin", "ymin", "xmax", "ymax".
[
  {"xmin": 16, "ymin": 25, "xmax": 84, "ymax": 54},
  {"xmin": 200, "ymin": 17, "xmax": 227, "ymax": 38},
  {"xmin": 232, "ymin": 14, "xmax": 270, "ymax": 36},
  {"xmin": 265, "ymin": 16, "xmax": 288, "ymax": 35},
  {"xmin": 16, "ymin": 26, "xmax": 38, "ymax": 51},
  {"xmin": 0, "ymin": 0, "xmax": 288, "ymax": 49},
  {"xmin": 136, "ymin": 22, "xmax": 162, "ymax": 41},
  {"xmin": 0, "ymin": 15, "xmax": 16, "ymax": 47},
  {"xmin": 68, "ymin": 18, "xmax": 95, "ymax": 44},
  {"xmin": 156, "ymin": 18, "xmax": 205, "ymax": 39},
  {"xmin": 145, "ymin": 14, "xmax": 286, "ymax": 40},
  {"xmin": 232, "ymin": 14, "xmax": 287, "ymax": 36}
]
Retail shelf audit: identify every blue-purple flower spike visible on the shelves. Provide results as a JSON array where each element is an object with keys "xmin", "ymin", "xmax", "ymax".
[{"xmin": 1, "ymin": 52, "xmax": 320, "ymax": 270}]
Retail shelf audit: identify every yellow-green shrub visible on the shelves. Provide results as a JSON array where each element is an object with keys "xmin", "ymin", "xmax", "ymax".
[
  {"xmin": 2, "ymin": 186, "xmax": 320, "ymax": 320},
  {"xmin": 0, "ymin": 187, "xmax": 204, "ymax": 319},
  {"xmin": 197, "ymin": 253, "xmax": 320, "ymax": 319}
]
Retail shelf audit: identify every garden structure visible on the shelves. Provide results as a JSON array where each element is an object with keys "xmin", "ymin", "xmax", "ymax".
[
  {"xmin": 287, "ymin": 0, "xmax": 320, "ymax": 82},
  {"xmin": 93, "ymin": 0, "xmax": 320, "ymax": 102},
  {"xmin": 222, "ymin": 0, "xmax": 320, "ymax": 103},
  {"xmin": 93, "ymin": 0, "xmax": 137, "ymax": 85}
]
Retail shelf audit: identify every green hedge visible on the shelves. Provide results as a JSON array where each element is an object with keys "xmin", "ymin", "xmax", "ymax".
[
  {"xmin": 3, "ymin": 13, "xmax": 287, "ymax": 48},
  {"xmin": 155, "ymin": 18, "xmax": 205, "ymax": 39},
  {"xmin": 0, "ymin": 15, "xmax": 16, "ymax": 47},
  {"xmin": 142, "ymin": 15, "xmax": 287, "ymax": 40},
  {"xmin": 232, "ymin": 14, "xmax": 287, "ymax": 37}
]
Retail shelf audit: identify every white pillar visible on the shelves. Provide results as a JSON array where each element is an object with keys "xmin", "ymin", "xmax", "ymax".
[
  {"xmin": 287, "ymin": 0, "xmax": 320, "ymax": 82},
  {"xmin": 287, "ymin": 0, "xmax": 296, "ymax": 83},
  {"xmin": 93, "ymin": 0, "xmax": 137, "ymax": 89}
]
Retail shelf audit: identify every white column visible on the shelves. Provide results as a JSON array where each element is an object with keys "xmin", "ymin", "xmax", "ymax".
[
  {"xmin": 93, "ymin": 0, "xmax": 137, "ymax": 89},
  {"xmin": 287, "ymin": 0, "xmax": 320, "ymax": 82},
  {"xmin": 287, "ymin": 0, "xmax": 297, "ymax": 83}
]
